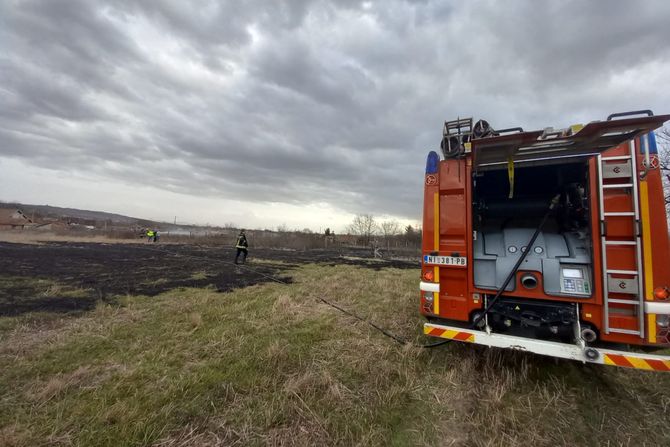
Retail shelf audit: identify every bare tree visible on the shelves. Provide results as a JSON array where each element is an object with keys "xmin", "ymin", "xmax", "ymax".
[
  {"xmin": 347, "ymin": 214, "xmax": 377, "ymax": 246},
  {"xmin": 379, "ymin": 219, "xmax": 400, "ymax": 250},
  {"xmin": 656, "ymin": 127, "xmax": 670, "ymax": 216}
]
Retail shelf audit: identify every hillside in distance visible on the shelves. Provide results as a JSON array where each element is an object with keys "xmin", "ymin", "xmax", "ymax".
[
  {"xmin": 0, "ymin": 201, "xmax": 143, "ymax": 224},
  {"xmin": 0, "ymin": 201, "xmax": 238, "ymax": 235}
]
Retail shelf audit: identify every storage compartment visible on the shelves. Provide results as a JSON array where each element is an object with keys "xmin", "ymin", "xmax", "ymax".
[{"xmin": 472, "ymin": 162, "xmax": 593, "ymax": 297}]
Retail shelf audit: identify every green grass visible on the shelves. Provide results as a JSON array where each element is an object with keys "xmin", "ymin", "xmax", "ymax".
[{"xmin": 2, "ymin": 263, "xmax": 670, "ymax": 446}]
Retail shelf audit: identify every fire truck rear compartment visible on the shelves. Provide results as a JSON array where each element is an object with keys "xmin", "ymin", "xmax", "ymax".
[{"xmin": 472, "ymin": 161, "xmax": 594, "ymax": 332}]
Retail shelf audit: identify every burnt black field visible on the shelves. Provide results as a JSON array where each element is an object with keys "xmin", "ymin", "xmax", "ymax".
[{"xmin": 0, "ymin": 242, "xmax": 416, "ymax": 316}]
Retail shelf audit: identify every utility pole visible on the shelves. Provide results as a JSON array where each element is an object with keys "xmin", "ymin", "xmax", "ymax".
[{"xmin": 174, "ymin": 216, "xmax": 177, "ymax": 225}]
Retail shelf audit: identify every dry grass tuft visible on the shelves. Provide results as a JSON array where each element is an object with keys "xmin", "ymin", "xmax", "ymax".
[
  {"xmin": 264, "ymin": 420, "xmax": 331, "ymax": 447},
  {"xmin": 266, "ymin": 340, "xmax": 289, "ymax": 367},
  {"xmin": 152, "ymin": 423, "xmax": 245, "ymax": 447},
  {"xmin": 190, "ymin": 271, "xmax": 209, "ymax": 281},
  {"xmin": 0, "ymin": 424, "xmax": 27, "ymax": 447},
  {"xmin": 0, "ymin": 319, "xmax": 62, "ymax": 357},
  {"xmin": 40, "ymin": 283, "xmax": 64, "ymax": 297},
  {"xmin": 188, "ymin": 312, "xmax": 202, "ymax": 329},
  {"xmin": 26, "ymin": 364, "xmax": 123, "ymax": 403},
  {"xmin": 282, "ymin": 368, "xmax": 353, "ymax": 404}
]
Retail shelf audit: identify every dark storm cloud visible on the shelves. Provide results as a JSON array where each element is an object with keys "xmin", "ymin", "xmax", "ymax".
[{"xmin": 2, "ymin": 0, "xmax": 670, "ymax": 220}]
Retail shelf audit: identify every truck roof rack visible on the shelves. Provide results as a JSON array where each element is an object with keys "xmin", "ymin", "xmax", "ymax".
[
  {"xmin": 441, "ymin": 117, "xmax": 472, "ymax": 158},
  {"xmin": 471, "ymin": 113, "xmax": 670, "ymax": 171}
]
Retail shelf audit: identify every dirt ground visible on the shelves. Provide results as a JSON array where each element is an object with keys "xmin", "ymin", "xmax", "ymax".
[{"xmin": 0, "ymin": 242, "xmax": 416, "ymax": 316}]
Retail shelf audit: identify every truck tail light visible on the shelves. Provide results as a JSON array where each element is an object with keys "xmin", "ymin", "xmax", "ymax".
[
  {"xmin": 423, "ymin": 270, "xmax": 434, "ymax": 281},
  {"xmin": 654, "ymin": 287, "xmax": 670, "ymax": 300},
  {"xmin": 422, "ymin": 292, "xmax": 434, "ymax": 314}
]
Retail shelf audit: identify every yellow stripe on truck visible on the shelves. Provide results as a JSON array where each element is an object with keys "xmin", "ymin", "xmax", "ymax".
[
  {"xmin": 640, "ymin": 181, "xmax": 656, "ymax": 343},
  {"xmin": 433, "ymin": 267, "xmax": 439, "ymax": 315},
  {"xmin": 648, "ymin": 314, "xmax": 657, "ymax": 344},
  {"xmin": 603, "ymin": 356, "xmax": 615, "ymax": 367},
  {"xmin": 433, "ymin": 192, "xmax": 439, "ymax": 249},
  {"xmin": 626, "ymin": 356, "xmax": 655, "ymax": 371},
  {"xmin": 433, "ymin": 192, "xmax": 440, "ymax": 315}
]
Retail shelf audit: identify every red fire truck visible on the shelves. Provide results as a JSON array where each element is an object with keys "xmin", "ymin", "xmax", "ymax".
[{"xmin": 420, "ymin": 110, "xmax": 670, "ymax": 370}]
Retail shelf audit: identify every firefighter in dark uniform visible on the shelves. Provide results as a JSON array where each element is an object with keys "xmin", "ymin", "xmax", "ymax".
[{"xmin": 234, "ymin": 230, "xmax": 248, "ymax": 264}]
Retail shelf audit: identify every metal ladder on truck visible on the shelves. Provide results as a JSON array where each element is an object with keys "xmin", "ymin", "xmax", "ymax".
[{"xmin": 597, "ymin": 140, "xmax": 645, "ymax": 338}]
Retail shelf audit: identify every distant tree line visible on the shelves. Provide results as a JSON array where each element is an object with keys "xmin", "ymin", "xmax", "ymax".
[{"xmin": 345, "ymin": 213, "xmax": 421, "ymax": 251}]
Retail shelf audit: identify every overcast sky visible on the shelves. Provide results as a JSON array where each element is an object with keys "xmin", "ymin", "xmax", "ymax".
[{"xmin": 1, "ymin": 0, "xmax": 670, "ymax": 231}]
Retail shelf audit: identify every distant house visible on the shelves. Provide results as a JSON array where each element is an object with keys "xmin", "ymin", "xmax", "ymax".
[{"xmin": 0, "ymin": 209, "xmax": 34, "ymax": 230}]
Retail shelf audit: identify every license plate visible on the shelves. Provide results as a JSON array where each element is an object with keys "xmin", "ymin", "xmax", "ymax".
[{"xmin": 423, "ymin": 255, "xmax": 467, "ymax": 266}]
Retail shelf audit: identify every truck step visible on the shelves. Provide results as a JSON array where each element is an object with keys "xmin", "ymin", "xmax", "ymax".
[
  {"xmin": 608, "ymin": 328, "xmax": 642, "ymax": 335},
  {"xmin": 604, "ymin": 240, "xmax": 637, "ymax": 245},
  {"xmin": 606, "ymin": 269, "xmax": 639, "ymax": 275},
  {"xmin": 607, "ymin": 298, "xmax": 640, "ymax": 305},
  {"xmin": 602, "ymin": 183, "xmax": 634, "ymax": 189},
  {"xmin": 601, "ymin": 155, "xmax": 633, "ymax": 161}
]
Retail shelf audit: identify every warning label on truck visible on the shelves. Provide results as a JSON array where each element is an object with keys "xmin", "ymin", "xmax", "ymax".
[{"xmin": 423, "ymin": 255, "xmax": 467, "ymax": 266}]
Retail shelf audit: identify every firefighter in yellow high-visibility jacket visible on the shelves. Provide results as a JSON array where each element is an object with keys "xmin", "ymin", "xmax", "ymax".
[{"xmin": 234, "ymin": 230, "xmax": 248, "ymax": 264}]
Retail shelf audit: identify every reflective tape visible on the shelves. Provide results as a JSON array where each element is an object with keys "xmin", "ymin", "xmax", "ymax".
[
  {"xmin": 424, "ymin": 326, "xmax": 475, "ymax": 342},
  {"xmin": 603, "ymin": 354, "xmax": 670, "ymax": 371},
  {"xmin": 419, "ymin": 281, "xmax": 439, "ymax": 293}
]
